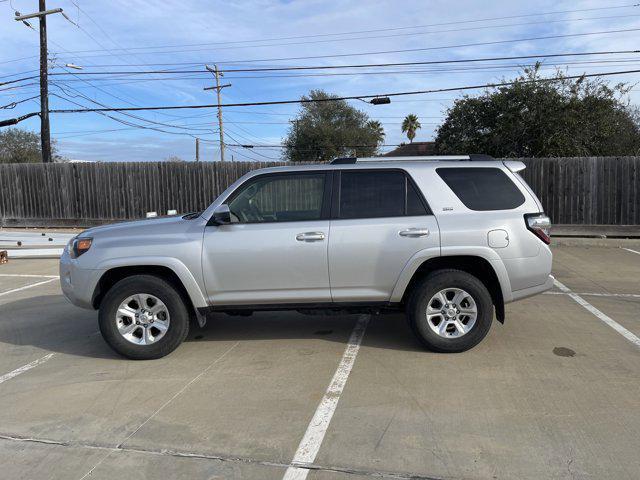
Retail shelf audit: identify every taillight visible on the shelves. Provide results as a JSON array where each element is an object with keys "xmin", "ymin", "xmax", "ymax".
[{"xmin": 524, "ymin": 213, "xmax": 551, "ymax": 244}]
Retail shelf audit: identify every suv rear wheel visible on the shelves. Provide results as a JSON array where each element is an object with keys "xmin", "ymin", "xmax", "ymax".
[
  {"xmin": 407, "ymin": 269, "xmax": 493, "ymax": 353},
  {"xmin": 98, "ymin": 275, "xmax": 190, "ymax": 360}
]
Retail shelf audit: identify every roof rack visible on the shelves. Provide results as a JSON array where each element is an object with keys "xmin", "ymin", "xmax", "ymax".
[
  {"xmin": 329, "ymin": 154, "xmax": 494, "ymax": 164},
  {"xmin": 330, "ymin": 157, "xmax": 358, "ymax": 164}
]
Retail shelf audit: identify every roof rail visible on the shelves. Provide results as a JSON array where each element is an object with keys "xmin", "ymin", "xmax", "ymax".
[
  {"xmin": 330, "ymin": 153, "xmax": 495, "ymax": 165},
  {"xmin": 330, "ymin": 154, "xmax": 495, "ymax": 164},
  {"xmin": 468, "ymin": 154, "xmax": 495, "ymax": 161}
]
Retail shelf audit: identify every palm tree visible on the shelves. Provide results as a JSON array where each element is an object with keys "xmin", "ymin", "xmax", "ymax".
[
  {"xmin": 401, "ymin": 114, "xmax": 421, "ymax": 143},
  {"xmin": 367, "ymin": 120, "xmax": 385, "ymax": 145}
]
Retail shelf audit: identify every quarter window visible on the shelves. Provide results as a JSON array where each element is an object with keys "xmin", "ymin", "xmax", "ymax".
[
  {"xmin": 338, "ymin": 170, "xmax": 429, "ymax": 219},
  {"xmin": 227, "ymin": 173, "xmax": 325, "ymax": 223},
  {"xmin": 436, "ymin": 167, "xmax": 525, "ymax": 211}
]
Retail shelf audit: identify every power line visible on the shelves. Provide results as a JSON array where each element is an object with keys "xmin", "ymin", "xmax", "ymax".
[
  {"xmin": 40, "ymin": 12, "xmax": 640, "ymax": 58},
  {"xmin": 49, "ymin": 69, "xmax": 640, "ymax": 111},
  {"xmin": 1, "ymin": 95, "xmax": 40, "ymax": 109},
  {"xmin": 45, "ymin": 59, "xmax": 640, "ymax": 82},
  {"xmin": 228, "ymin": 143, "xmax": 402, "ymax": 148},
  {"xmin": 4, "ymin": 50, "xmax": 638, "ymax": 90},
  {"xmin": 46, "ymin": 41, "xmax": 187, "ymax": 120},
  {"xmin": 49, "ymin": 93, "xmax": 218, "ymax": 138},
  {"xmin": 47, "ymin": 27, "xmax": 640, "ymax": 67},
  {"xmin": 4, "ymin": 68, "xmax": 640, "ymax": 127},
  {"xmin": 50, "ymin": 82, "xmax": 216, "ymax": 132},
  {"xmin": 18, "ymin": 49, "xmax": 640, "ymax": 76},
  {"xmin": 4, "ymin": 2, "xmax": 638, "ymax": 66}
]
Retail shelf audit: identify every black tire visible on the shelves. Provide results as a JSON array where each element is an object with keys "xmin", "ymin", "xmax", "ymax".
[
  {"xmin": 98, "ymin": 275, "xmax": 190, "ymax": 360},
  {"xmin": 406, "ymin": 269, "xmax": 493, "ymax": 353}
]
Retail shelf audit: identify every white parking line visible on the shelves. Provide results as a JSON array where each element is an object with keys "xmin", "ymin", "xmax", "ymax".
[
  {"xmin": 0, "ymin": 353, "xmax": 55, "ymax": 385},
  {"xmin": 283, "ymin": 315, "xmax": 370, "ymax": 480},
  {"xmin": 0, "ymin": 278, "xmax": 58, "ymax": 298},
  {"xmin": 544, "ymin": 291, "xmax": 640, "ymax": 299},
  {"xmin": 0, "ymin": 278, "xmax": 59, "ymax": 297},
  {"xmin": 0, "ymin": 274, "xmax": 59, "ymax": 279},
  {"xmin": 621, "ymin": 247, "xmax": 640, "ymax": 256},
  {"xmin": 554, "ymin": 280, "xmax": 640, "ymax": 348}
]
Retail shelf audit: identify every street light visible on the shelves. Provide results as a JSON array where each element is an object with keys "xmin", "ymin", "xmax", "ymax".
[{"xmin": 65, "ymin": 63, "xmax": 83, "ymax": 70}]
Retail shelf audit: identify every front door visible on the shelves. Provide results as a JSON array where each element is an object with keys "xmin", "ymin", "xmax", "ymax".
[{"xmin": 202, "ymin": 171, "xmax": 332, "ymax": 305}]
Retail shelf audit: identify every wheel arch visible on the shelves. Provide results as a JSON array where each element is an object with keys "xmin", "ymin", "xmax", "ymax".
[
  {"xmin": 395, "ymin": 254, "xmax": 508, "ymax": 323},
  {"xmin": 92, "ymin": 260, "xmax": 208, "ymax": 326}
]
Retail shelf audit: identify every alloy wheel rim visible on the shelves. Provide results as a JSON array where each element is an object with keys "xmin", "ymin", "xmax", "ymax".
[
  {"xmin": 115, "ymin": 293, "xmax": 170, "ymax": 345},
  {"xmin": 426, "ymin": 288, "xmax": 477, "ymax": 339}
]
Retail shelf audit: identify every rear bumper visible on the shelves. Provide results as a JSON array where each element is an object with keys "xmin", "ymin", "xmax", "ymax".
[
  {"xmin": 508, "ymin": 274, "xmax": 555, "ymax": 303},
  {"xmin": 59, "ymin": 250, "xmax": 102, "ymax": 310}
]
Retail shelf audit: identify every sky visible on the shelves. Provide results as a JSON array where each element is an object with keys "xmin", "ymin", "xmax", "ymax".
[{"xmin": 1, "ymin": 0, "xmax": 639, "ymax": 162}]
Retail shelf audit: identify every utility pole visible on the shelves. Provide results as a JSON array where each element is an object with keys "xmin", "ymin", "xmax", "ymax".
[
  {"xmin": 205, "ymin": 65, "xmax": 231, "ymax": 161},
  {"xmin": 195, "ymin": 138, "xmax": 200, "ymax": 162},
  {"xmin": 38, "ymin": 0, "xmax": 51, "ymax": 163},
  {"xmin": 15, "ymin": 3, "xmax": 64, "ymax": 163}
]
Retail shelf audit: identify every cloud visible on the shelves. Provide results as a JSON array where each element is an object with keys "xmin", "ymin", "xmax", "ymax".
[{"xmin": 1, "ymin": 0, "xmax": 639, "ymax": 160}]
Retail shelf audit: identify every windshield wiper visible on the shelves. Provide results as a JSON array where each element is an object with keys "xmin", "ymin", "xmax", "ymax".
[{"xmin": 182, "ymin": 211, "xmax": 202, "ymax": 220}]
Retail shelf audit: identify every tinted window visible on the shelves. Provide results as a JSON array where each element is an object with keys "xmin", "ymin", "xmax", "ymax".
[
  {"xmin": 228, "ymin": 173, "xmax": 325, "ymax": 223},
  {"xmin": 436, "ymin": 167, "xmax": 525, "ymax": 211},
  {"xmin": 338, "ymin": 170, "xmax": 429, "ymax": 219},
  {"xmin": 406, "ymin": 180, "xmax": 428, "ymax": 216}
]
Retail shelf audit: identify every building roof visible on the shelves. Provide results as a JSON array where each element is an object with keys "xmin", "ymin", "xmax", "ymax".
[{"xmin": 382, "ymin": 141, "xmax": 436, "ymax": 157}]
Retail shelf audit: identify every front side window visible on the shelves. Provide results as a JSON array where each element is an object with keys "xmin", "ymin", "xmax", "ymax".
[
  {"xmin": 338, "ymin": 170, "xmax": 429, "ymax": 219},
  {"xmin": 227, "ymin": 173, "xmax": 325, "ymax": 223}
]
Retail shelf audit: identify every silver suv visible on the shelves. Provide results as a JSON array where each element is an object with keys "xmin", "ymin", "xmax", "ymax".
[{"xmin": 60, "ymin": 155, "xmax": 553, "ymax": 359}]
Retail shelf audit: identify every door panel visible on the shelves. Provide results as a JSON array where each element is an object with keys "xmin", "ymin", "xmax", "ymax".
[
  {"xmin": 328, "ymin": 168, "xmax": 440, "ymax": 301},
  {"xmin": 202, "ymin": 171, "xmax": 332, "ymax": 305},
  {"xmin": 329, "ymin": 216, "xmax": 440, "ymax": 301},
  {"xmin": 203, "ymin": 221, "xmax": 331, "ymax": 304}
]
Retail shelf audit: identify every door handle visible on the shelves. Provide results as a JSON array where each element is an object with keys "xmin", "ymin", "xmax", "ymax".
[
  {"xmin": 399, "ymin": 228, "xmax": 430, "ymax": 237},
  {"xmin": 296, "ymin": 231, "xmax": 325, "ymax": 242}
]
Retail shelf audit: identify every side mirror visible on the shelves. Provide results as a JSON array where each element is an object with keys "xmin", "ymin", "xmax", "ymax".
[{"xmin": 211, "ymin": 204, "xmax": 231, "ymax": 225}]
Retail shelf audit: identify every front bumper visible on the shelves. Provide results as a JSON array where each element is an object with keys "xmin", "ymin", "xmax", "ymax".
[{"xmin": 59, "ymin": 249, "xmax": 103, "ymax": 310}]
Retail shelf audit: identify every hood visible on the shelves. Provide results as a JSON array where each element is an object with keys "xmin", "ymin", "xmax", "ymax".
[{"xmin": 80, "ymin": 215, "xmax": 197, "ymax": 238}]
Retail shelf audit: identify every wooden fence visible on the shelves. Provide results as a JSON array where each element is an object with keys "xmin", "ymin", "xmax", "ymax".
[{"xmin": 0, "ymin": 157, "xmax": 638, "ymax": 227}]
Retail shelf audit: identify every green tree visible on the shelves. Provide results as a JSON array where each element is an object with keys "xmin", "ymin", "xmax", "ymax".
[
  {"xmin": 0, "ymin": 128, "xmax": 62, "ymax": 163},
  {"xmin": 435, "ymin": 65, "xmax": 640, "ymax": 157},
  {"xmin": 367, "ymin": 120, "xmax": 385, "ymax": 144},
  {"xmin": 0, "ymin": 128, "xmax": 42, "ymax": 163},
  {"xmin": 401, "ymin": 114, "xmax": 421, "ymax": 143},
  {"xmin": 283, "ymin": 90, "xmax": 385, "ymax": 162}
]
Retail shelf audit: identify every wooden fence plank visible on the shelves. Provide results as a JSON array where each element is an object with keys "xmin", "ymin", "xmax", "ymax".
[{"xmin": 1, "ymin": 158, "xmax": 638, "ymax": 227}]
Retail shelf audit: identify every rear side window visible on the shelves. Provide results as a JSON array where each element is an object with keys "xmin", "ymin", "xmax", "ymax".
[
  {"xmin": 338, "ymin": 170, "xmax": 429, "ymax": 219},
  {"xmin": 436, "ymin": 167, "xmax": 525, "ymax": 211}
]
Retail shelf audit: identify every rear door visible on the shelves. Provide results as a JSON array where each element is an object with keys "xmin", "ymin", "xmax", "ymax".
[{"xmin": 328, "ymin": 169, "xmax": 440, "ymax": 302}]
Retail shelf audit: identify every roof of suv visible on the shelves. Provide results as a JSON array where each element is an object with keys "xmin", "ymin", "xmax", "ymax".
[{"xmin": 248, "ymin": 156, "xmax": 525, "ymax": 175}]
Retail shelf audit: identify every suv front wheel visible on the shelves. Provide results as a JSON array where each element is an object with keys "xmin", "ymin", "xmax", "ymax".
[
  {"xmin": 98, "ymin": 275, "xmax": 190, "ymax": 360},
  {"xmin": 407, "ymin": 270, "xmax": 493, "ymax": 353}
]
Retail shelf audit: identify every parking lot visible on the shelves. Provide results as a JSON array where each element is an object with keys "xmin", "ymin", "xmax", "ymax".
[{"xmin": 0, "ymin": 241, "xmax": 639, "ymax": 480}]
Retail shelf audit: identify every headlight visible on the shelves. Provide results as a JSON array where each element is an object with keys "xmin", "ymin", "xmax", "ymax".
[{"xmin": 69, "ymin": 237, "xmax": 93, "ymax": 258}]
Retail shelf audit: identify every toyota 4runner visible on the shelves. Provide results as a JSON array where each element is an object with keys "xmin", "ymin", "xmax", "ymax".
[{"xmin": 60, "ymin": 155, "xmax": 553, "ymax": 359}]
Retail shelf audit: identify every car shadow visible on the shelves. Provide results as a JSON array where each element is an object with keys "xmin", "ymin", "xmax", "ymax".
[
  {"xmin": 187, "ymin": 309, "xmax": 426, "ymax": 352},
  {"xmin": 0, "ymin": 294, "xmax": 426, "ymax": 360}
]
